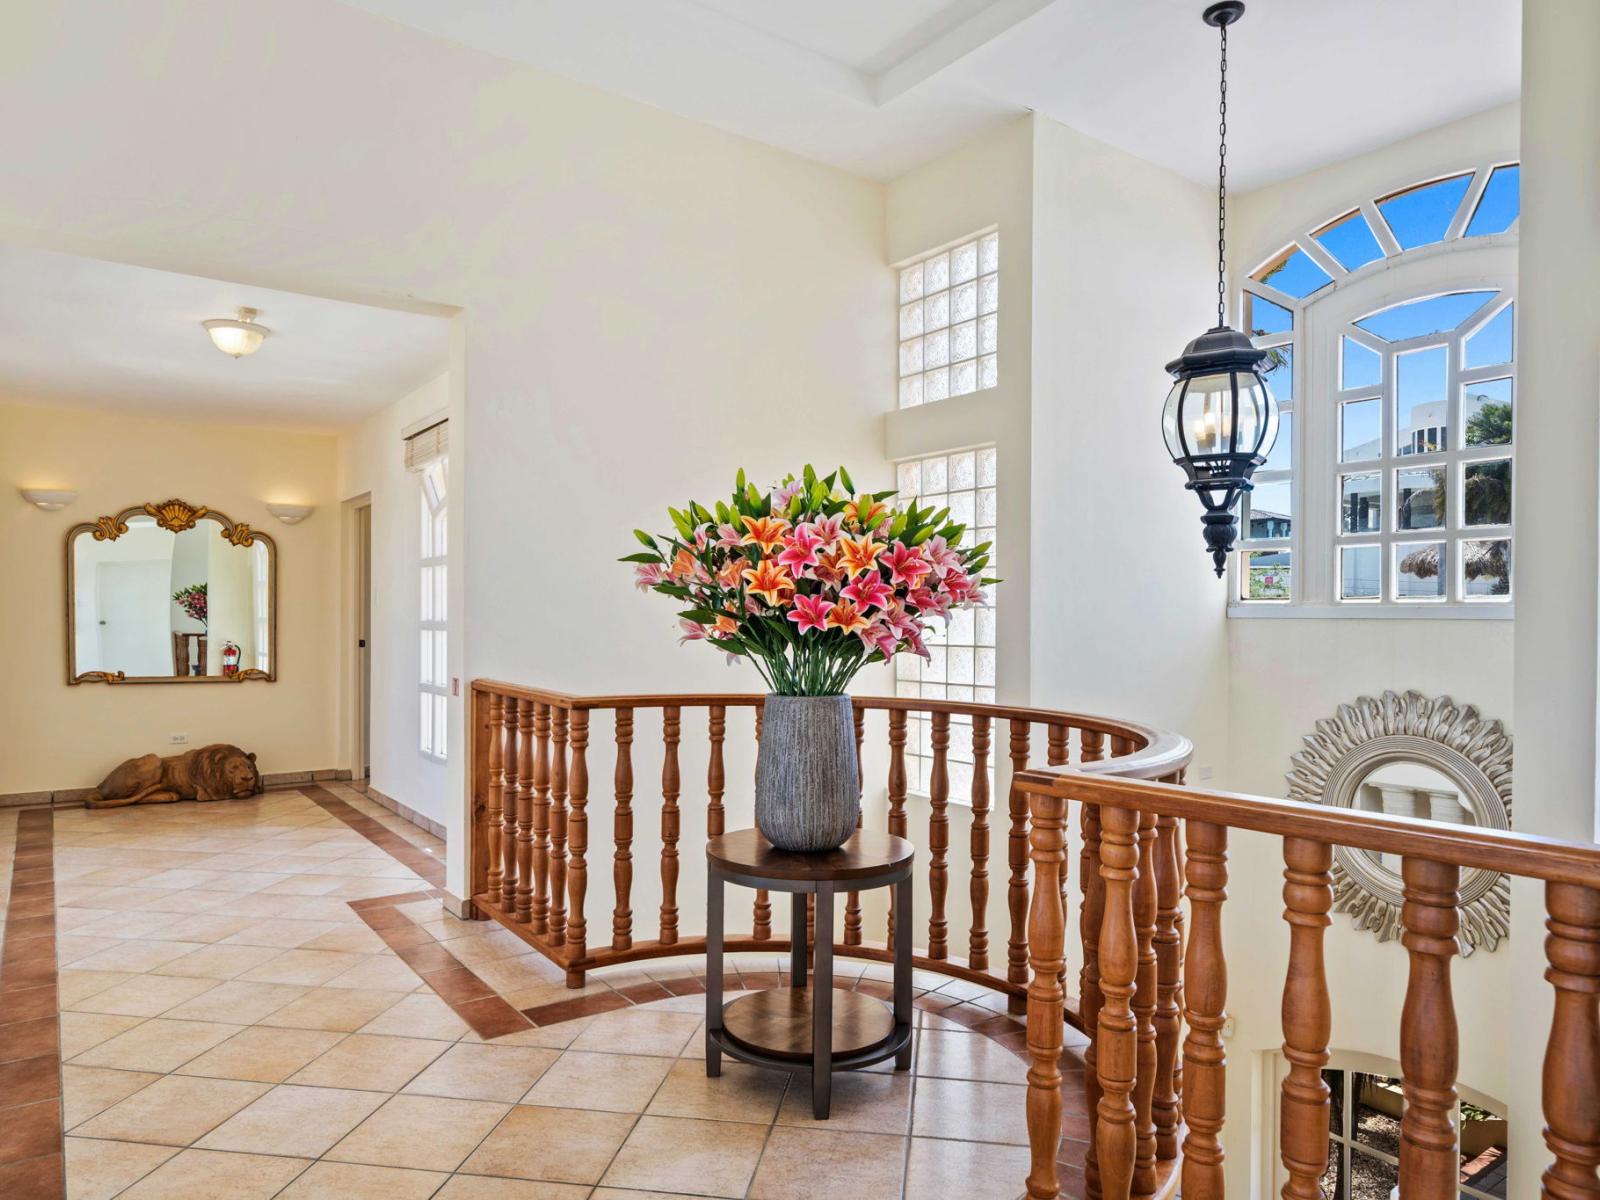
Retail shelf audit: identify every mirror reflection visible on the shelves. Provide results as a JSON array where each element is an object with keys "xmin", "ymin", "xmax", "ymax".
[
  {"xmin": 71, "ymin": 514, "xmax": 273, "ymax": 680},
  {"xmin": 1350, "ymin": 760, "xmax": 1473, "ymax": 874}
]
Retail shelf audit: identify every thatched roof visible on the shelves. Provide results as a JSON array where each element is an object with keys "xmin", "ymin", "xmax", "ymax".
[{"xmin": 1399, "ymin": 540, "xmax": 1505, "ymax": 580}]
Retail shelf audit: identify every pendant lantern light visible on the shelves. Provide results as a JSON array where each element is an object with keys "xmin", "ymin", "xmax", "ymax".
[{"xmin": 1161, "ymin": 0, "xmax": 1279, "ymax": 577}]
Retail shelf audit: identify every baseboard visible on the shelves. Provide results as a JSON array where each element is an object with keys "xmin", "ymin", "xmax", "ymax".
[
  {"xmin": 1, "ymin": 767, "xmax": 352, "ymax": 811},
  {"xmin": 358, "ymin": 783, "xmax": 448, "ymax": 841}
]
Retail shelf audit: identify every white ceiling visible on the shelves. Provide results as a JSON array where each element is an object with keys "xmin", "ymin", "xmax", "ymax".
[
  {"xmin": 0, "ymin": 244, "xmax": 451, "ymax": 431},
  {"xmin": 342, "ymin": 0, "xmax": 1520, "ymax": 187}
]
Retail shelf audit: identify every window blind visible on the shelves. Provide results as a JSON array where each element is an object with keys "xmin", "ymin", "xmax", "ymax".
[{"xmin": 404, "ymin": 420, "xmax": 448, "ymax": 473}]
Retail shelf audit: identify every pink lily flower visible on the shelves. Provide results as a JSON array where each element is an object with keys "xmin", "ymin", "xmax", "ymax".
[
  {"xmin": 799, "ymin": 514, "xmax": 844, "ymax": 549},
  {"xmin": 903, "ymin": 625, "xmax": 930, "ymax": 660},
  {"xmin": 882, "ymin": 600, "xmax": 920, "ymax": 639},
  {"xmin": 776, "ymin": 526, "xmax": 823, "ymax": 574},
  {"xmin": 678, "ymin": 618, "xmax": 707, "ymax": 644},
  {"xmin": 773, "ymin": 480, "xmax": 805, "ymax": 510},
  {"xmin": 841, "ymin": 573, "xmax": 892, "ymax": 612},
  {"xmin": 881, "ymin": 541, "xmax": 931, "ymax": 588},
  {"xmin": 857, "ymin": 618, "xmax": 899, "ymax": 658},
  {"xmin": 787, "ymin": 592, "xmax": 831, "ymax": 634},
  {"xmin": 944, "ymin": 570, "xmax": 984, "ymax": 604},
  {"xmin": 634, "ymin": 563, "xmax": 666, "ymax": 592},
  {"xmin": 909, "ymin": 587, "xmax": 952, "ymax": 619},
  {"xmin": 923, "ymin": 535, "xmax": 963, "ymax": 579},
  {"xmin": 715, "ymin": 523, "xmax": 744, "ymax": 550}
]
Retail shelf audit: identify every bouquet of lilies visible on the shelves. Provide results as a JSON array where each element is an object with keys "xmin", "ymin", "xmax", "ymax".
[
  {"xmin": 172, "ymin": 582, "xmax": 208, "ymax": 626},
  {"xmin": 624, "ymin": 465, "xmax": 995, "ymax": 695}
]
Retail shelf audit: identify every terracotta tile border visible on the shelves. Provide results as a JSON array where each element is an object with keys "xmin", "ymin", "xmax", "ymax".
[
  {"xmin": 301, "ymin": 783, "xmax": 446, "ymax": 887},
  {"xmin": 0, "ymin": 809, "xmax": 64, "ymax": 1200}
]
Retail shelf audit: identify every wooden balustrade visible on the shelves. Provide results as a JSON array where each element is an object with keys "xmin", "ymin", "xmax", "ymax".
[{"xmin": 1017, "ymin": 766, "xmax": 1600, "ymax": 1200}]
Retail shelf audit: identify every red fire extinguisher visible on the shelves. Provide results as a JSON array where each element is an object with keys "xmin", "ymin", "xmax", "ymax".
[{"xmin": 222, "ymin": 641, "xmax": 241, "ymax": 677}]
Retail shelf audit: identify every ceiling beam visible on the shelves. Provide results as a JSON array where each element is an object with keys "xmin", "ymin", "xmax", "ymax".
[{"xmin": 872, "ymin": 0, "xmax": 1061, "ymax": 106}]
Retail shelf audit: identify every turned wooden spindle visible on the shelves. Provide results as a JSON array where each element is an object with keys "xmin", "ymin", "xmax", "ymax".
[
  {"xmin": 612, "ymin": 708, "xmax": 634, "ymax": 951},
  {"xmin": 550, "ymin": 707, "xmax": 569, "ymax": 944},
  {"xmin": 1025, "ymin": 786, "xmax": 1068, "ymax": 1200},
  {"xmin": 1543, "ymin": 881, "xmax": 1600, "ymax": 1198},
  {"xmin": 1081, "ymin": 728, "xmax": 1106, "ymax": 764},
  {"xmin": 565, "ymin": 710, "xmax": 590, "ymax": 977},
  {"xmin": 1007, "ymin": 720, "xmax": 1032, "ymax": 1012},
  {"xmin": 929, "ymin": 712, "xmax": 951, "ymax": 959},
  {"xmin": 887, "ymin": 709, "xmax": 907, "ymax": 948},
  {"xmin": 514, "ymin": 701, "xmax": 535, "ymax": 924},
  {"xmin": 1399, "ymin": 856, "xmax": 1461, "ymax": 1198},
  {"xmin": 753, "ymin": 707, "xmax": 771, "ymax": 940},
  {"xmin": 707, "ymin": 706, "xmax": 726, "ymax": 839},
  {"xmin": 529, "ymin": 702, "xmax": 551, "ymax": 932},
  {"xmin": 1181, "ymin": 820, "xmax": 1228, "ymax": 1200},
  {"xmin": 1152, "ymin": 815, "xmax": 1183, "ymax": 1162},
  {"xmin": 845, "ymin": 706, "xmax": 865, "ymax": 947},
  {"xmin": 500, "ymin": 696, "xmax": 520, "ymax": 911},
  {"xmin": 1131, "ymin": 812, "xmax": 1158, "ymax": 1195},
  {"xmin": 486, "ymin": 693, "xmax": 506, "ymax": 903},
  {"xmin": 1280, "ymin": 837, "xmax": 1333, "ymax": 1200},
  {"xmin": 1048, "ymin": 726, "xmax": 1070, "ymax": 998},
  {"xmin": 970, "ymin": 714, "xmax": 992, "ymax": 970},
  {"xmin": 1096, "ymin": 804, "xmax": 1140, "ymax": 1200},
  {"xmin": 660, "ymin": 706, "xmax": 681, "ymax": 945},
  {"xmin": 1082, "ymin": 799, "xmax": 1106, "ymax": 1199}
]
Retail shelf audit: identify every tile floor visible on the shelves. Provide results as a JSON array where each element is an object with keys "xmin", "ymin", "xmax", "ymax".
[{"xmin": 0, "ymin": 787, "xmax": 1092, "ymax": 1199}]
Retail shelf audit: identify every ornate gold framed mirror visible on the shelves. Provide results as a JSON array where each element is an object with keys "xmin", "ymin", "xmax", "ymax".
[{"xmin": 66, "ymin": 499, "xmax": 277, "ymax": 685}]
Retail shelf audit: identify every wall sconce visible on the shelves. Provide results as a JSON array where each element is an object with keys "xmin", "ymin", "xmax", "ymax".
[
  {"xmin": 265, "ymin": 503, "xmax": 314, "ymax": 524},
  {"xmin": 19, "ymin": 488, "xmax": 77, "ymax": 511}
]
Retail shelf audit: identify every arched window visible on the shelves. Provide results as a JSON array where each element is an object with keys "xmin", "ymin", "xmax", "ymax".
[{"xmin": 1236, "ymin": 164, "xmax": 1518, "ymax": 610}]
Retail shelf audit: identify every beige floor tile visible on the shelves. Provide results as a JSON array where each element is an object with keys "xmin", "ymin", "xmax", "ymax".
[
  {"xmin": 569, "ymin": 1009, "xmax": 702, "ymax": 1057},
  {"xmin": 73, "ymin": 1074, "xmax": 269, "ymax": 1145},
  {"xmin": 222, "ymin": 917, "xmax": 343, "ymax": 948},
  {"xmin": 70, "ymin": 939, "xmax": 209, "ymax": 973},
  {"xmin": 915, "ymin": 1028, "xmax": 1029, "ymax": 1084},
  {"xmin": 404, "ymin": 1042, "xmax": 560, "ymax": 1102},
  {"xmin": 774, "ymin": 1068, "xmax": 912, "ymax": 1135},
  {"xmin": 300, "ymin": 925, "xmax": 389, "ymax": 953},
  {"xmin": 646, "ymin": 1059, "xmax": 789, "ymax": 1123},
  {"xmin": 748, "ymin": 1126, "xmax": 907, "ymax": 1200},
  {"xmin": 57, "ymin": 969, "xmax": 143, "ymax": 1006},
  {"xmin": 59, "ymin": 1011, "xmax": 147, "ymax": 1058},
  {"xmin": 71, "ymin": 1018, "xmax": 241, "ymax": 1072},
  {"xmin": 903, "ymin": 1135, "xmax": 1032, "ymax": 1199},
  {"xmin": 322, "ymin": 953, "xmax": 425, "ymax": 991},
  {"xmin": 162, "ymin": 979, "xmax": 309, "ymax": 1023},
  {"xmin": 440, "ymin": 1180, "xmax": 590, "ymax": 1199},
  {"xmin": 276, "ymin": 1161, "xmax": 448, "ymax": 1199},
  {"xmin": 56, "ymin": 935, "xmax": 130, "ymax": 966},
  {"xmin": 910, "ymin": 1076, "xmax": 1030, "ymax": 1145},
  {"xmin": 358, "ymin": 992, "xmax": 471, "ymax": 1040},
  {"xmin": 327, "ymin": 1094, "xmax": 512, "ymax": 1172},
  {"xmin": 64, "ymin": 1136, "xmax": 178, "ymax": 1200},
  {"xmin": 65, "ymin": 973, "xmax": 219, "ymax": 1017},
  {"xmin": 459, "ymin": 1105, "xmax": 636, "ymax": 1185},
  {"xmin": 196, "ymin": 1083, "xmax": 387, "ymax": 1157},
  {"xmin": 473, "ymin": 954, "xmax": 566, "ymax": 993},
  {"xmin": 157, "ymin": 913, "xmax": 260, "ymax": 943},
  {"xmin": 591, "ymin": 1191, "xmax": 709, "ymax": 1200},
  {"xmin": 599, "ymin": 1115, "xmax": 769, "ymax": 1197},
  {"xmin": 523, "ymin": 1050, "xmax": 672, "ymax": 1113},
  {"xmin": 150, "ymin": 942, "xmax": 287, "ymax": 980},
  {"xmin": 62, "ymin": 1065, "xmax": 163, "ymax": 1129},
  {"xmin": 237, "ymin": 947, "xmax": 367, "ymax": 986},
  {"xmin": 287, "ymin": 1032, "xmax": 449, "ymax": 1091},
  {"xmin": 457, "ymin": 1017, "xmax": 594, "ymax": 1049},
  {"xmin": 175, "ymin": 1025, "xmax": 345, "ymax": 1083},
  {"xmin": 116, "ymin": 1148, "xmax": 312, "ymax": 1199},
  {"xmin": 258, "ymin": 986, "xmax": 405, "ymax": 1031}
]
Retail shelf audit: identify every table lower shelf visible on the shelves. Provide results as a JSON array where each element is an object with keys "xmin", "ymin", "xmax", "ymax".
[{"xmin": 710, "ymin": 987, "xmax": 912, "ymax": 1071}]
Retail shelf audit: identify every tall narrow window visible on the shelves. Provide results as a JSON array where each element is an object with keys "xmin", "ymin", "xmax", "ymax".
[
  {"xmin": 419, "ymin": 459, "xmax": 448, "ymax": 762},
  {"xmin": 894, "ymin": 447, "xmax": 997, "ymax": 799},
  {"xmin": 898, "ymin": 232, "xmax": 999, "ymax": 409},
  {"xmin": 251, "ymin": 544, "xmax": 270, "ymax": 671}
]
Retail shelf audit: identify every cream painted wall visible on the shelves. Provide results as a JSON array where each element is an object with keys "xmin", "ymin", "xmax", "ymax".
[{"xmin": 0, "ymin": 402, "xmax": 339, "ymax": 793}]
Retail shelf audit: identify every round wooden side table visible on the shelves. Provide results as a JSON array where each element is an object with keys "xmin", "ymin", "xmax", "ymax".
[{"xmin": 705, "ymin": 828, "xmax": 915, "ymax": 1119}]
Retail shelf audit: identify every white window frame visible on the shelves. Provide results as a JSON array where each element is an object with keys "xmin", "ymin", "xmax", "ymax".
[
  {"xmin": 251, "ymin": 544, "xmax": 270, "ymax": 671},
  {"xmin": 419, "ymin": 459, "xmax": 448, "ymax": 764},
  {"xmin": 896, "ymin": 229, "xmax": 1000, "ymax": 410},
  {"xmin": 1231, "ymin": 161, "xmax": 1518, "ymax": 619}
]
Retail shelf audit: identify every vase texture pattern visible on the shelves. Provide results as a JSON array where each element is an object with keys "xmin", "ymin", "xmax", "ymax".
[{"xmin": 755, "ymin": 694, "xmax": 860, "ymax": 852}]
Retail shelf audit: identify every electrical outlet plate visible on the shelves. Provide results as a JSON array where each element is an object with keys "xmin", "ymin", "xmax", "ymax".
[{"xmin": 168, "ymin": 733, "xmax": 188, "ymax": 744}]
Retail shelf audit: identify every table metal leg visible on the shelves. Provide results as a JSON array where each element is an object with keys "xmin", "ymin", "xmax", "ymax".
[
  {"xmin": 789, "ymin": 890, "xmax": 807, "ymax": 988},
  {"xmin": 812, "ymin": 883, "xmax": 833, "ymax": 1119},
  {"xmin": 706, "ymin": 869, "xmax": 723, "ymax": 1078},
  {"xmin": 894, "ymin": 874, "xmax": 913, "ymax": 1070}
]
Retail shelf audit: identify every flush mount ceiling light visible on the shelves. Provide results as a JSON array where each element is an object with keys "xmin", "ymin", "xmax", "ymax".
[
  {"xmin": 1160, "ymin": 0, "xmax": 1279, "ymax": 577},
  {"xmin": 19, "ymin": 488, "xmax": 77, "ymax": 511},
  {"xmin": 264, "ymin": 503, "xmax": 314, "ymax": 524},
  {"xmin": 202, "ymin": 307, "xmax": 270, "ymax": 358}
]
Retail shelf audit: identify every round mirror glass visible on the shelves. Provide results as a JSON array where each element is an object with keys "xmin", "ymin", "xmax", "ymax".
[{"xmin": 1348, "ymin": 760, "xmax": 1474, "ymax": 878}]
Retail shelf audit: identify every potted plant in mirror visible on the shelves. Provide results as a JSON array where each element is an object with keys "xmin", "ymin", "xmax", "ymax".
[{"xmin": 625, "ymin": 465, "xmax": 996, "ymax": 852}]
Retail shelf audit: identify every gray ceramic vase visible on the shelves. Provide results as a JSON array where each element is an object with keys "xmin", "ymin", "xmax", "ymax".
[{"xmin": 755, "ymin": 694, "xmax": 860, "ymax": 852}]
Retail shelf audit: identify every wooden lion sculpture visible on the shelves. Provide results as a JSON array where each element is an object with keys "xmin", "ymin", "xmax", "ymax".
[{"xmin": 88, "ymin": 744, "xmax": 262, "ymax": 809}]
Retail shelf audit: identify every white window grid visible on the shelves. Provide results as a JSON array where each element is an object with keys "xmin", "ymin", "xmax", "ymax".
[
  {"xmin": 420, "ymin": 459, "xmax": 448, "ymax": 763},
  {"xmin": 251, "ymin": 544, "xmax": 270, "ymax": 671},
  {"xmin": 898, "ymin": 231, "xmax": 999, "ymax": 409},
  {"xmin": 1234, "ymin": 161, "xmax": 1518, "ymax": 611},
  {"xmin": 893, "ymin": 447, "xmax": 997, "ymax": 802}
]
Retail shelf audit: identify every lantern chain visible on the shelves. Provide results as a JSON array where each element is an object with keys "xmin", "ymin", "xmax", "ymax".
[{"xmin": 1216, "ymin": 17, "xmax": 1228, "ymax": 329}]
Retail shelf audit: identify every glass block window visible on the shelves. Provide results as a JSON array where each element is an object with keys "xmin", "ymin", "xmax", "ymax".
[
  {"xmin": 419, "ymin": 459, "xmax": 448, "ymax": 761},
  {"xmin": 894, "ymin": 447, "xmax": 997, "ymax": 800},
  {"xmin": 898, "ymin": 232, "xmax": 999, "ymax": 409},
  {"xmin": 251, "ymin": 543, "xmax": 270, "ymax": 671}
]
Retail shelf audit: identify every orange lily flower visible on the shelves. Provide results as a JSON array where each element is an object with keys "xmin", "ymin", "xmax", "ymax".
[
  {"xmin": 742, "ymin": 559, "xmax": 795, "ymax": 607},
  {"xmin": 712, "ymin": 614, "xmax": 739, "ymax": 638},
  {"xmin": 669, "ymin": 547, "xmax": 699, "ymax": 580},
  {"xmin": 843, "ymin": 494, "xmax": 887, "ymax": 530},
  {"xmin": 838, "ymin": 533, "xmax": 885, "ymax": 578},
  {"xmin": 716, "ymin": 559, "xmax": 744, "ymax": 589},
  {"xmin": 740, "ymin": 514, "xmax": 791, "ymax": 554},
  {"xmin": 825, "ymin": 599, "xmax": 870, "ymax": 634}
]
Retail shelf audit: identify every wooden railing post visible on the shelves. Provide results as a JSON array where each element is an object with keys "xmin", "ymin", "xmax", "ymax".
[
  {"xmin": 550, "ymin": 707, "xmax": 569, "ymax": 944},
  {"xmin": 707, "ymin": 706, "xmax": 726, "ymax": 839},
  {"xmin": 1180, "ymin": 820, "xmax": 1228, "ymax": 1200},
  {"xmin": 485, "ymin": 692, "xmax": 506, "ymax": 905},
  {"xmin": 514, "ymin": 700, "xmax": 534, "ymax": 924},
  {"xmin": 1096, "ymin": 803, "xmax": 1141, "ymax": 1200},
  {"xmin": 1543, "ymin": 881, "xmax": 1600, "ymax": 1198},
  {"xmin": 929, "ymin": 711, "xmax": 951, "ymax": 959},
  {"xmin": 888, "ymin": 709, "xmax": 907, "ymax": 948},
  {"xmin": 500, "ymin": 696, "xmax": 520, "ymax": 912},
  {"xmin": 1007, "ymin": 720, "xmax": 1032, "ymax": 1014},
  {"xmin": 530, "ymin": 702, "xmax": 551, "ymax": 933},
  {"xmin": 1025, "ymin": 785, "xmax": 1067, "ymax": 1200},
  {"xmin": 1131, "ymin": 813, "xmax": 1158, "ymax": 1195},
  {"xmin": 1280, "ymin": 837, "xmax": 1333, "ymax": 1200},
  {"xmin": 753, "ymin": 706, "xmax": 771, "ymax": 941},
  {"xmin": 660, "ymin": 706, "xmax": 681, "ymax": 945},
  {"xmin": 613, "ymin": 708, "xmax": 634, "ymax": 951},
  {"xmin": 970, "ymin": 714, "xmax": 992, "ymax": 971},
  {"xmin": 1399, "ymin": 856, "xmax": 1460, "ymax": 1198},
  {"xmin": 845, "ymin": 706, "xmax": 865, "ymax": 947},
  {"xmin": 1082, "ymin": 799, "xmax": 1105, "ymax": 1200},
  {"xmin": 565, "ymin": 710, "xmax": 589, "ymax": 982},
  {"xmin": 1152, "ymin": 815, "xmax": 1182, "ymax": 1163}
]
